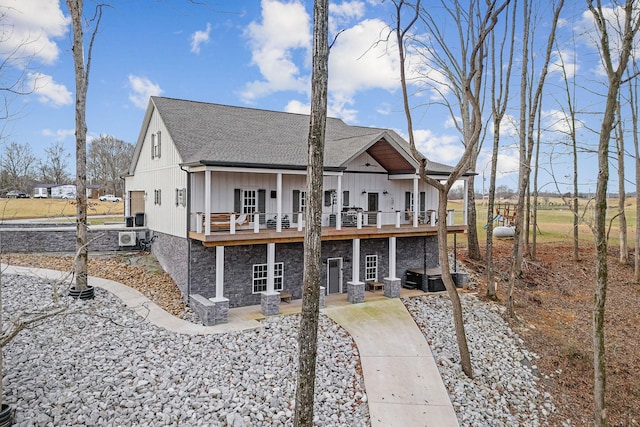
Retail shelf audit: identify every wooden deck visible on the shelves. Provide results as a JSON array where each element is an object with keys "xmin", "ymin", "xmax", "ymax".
[{"xmin": 189, "ymin": 223, "xmax": 467, "ymax": 247}]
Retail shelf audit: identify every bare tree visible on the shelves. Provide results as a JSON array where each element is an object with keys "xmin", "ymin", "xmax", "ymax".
[
  {"xmin": 39, "ymin": 141, "xmax": 72, "ymax": 184},
  {"xmin": 87, "ymin": 135, "xmax": 134, "ymax": 196},
  {"xmin": 394, "ymin": 0, "xmax": 509, "ymax": 378},
  {"xmin": 586, "ymin": 1, "xmax": 640, "ymax": 425},
  {"xmin": 614, "ymin": 99, "xmax": 628, "ymax": 264},
  {"xmin": 0, "ymin": 141, "xmax": 37, "ymax": 192},
  {"xmin": 486, "ymin": 0, "xmax": 517, "ymax": 300},
  {"xmin": 627, "ymin": 61, "xmax": 640, "ymax": 281},
  {"xmin": 506, "ymin": 0, "xmax": 564, "ymax": 317},
  {"xmin": 293, "ymin": 0, "xmax": 328, "ymax": 425},
  {"xmin": 66, "ymin": 0, "xmax": 106, "ymax": 291}
]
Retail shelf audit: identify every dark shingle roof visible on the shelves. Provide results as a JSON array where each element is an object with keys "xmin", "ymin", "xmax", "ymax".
[{"xmin": 150, "ymin": 97, "xmax": 415, "ymax": 169}]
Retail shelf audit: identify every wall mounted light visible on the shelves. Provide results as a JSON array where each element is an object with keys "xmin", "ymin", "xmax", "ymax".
[
  {"xmin": 361, "ymin": 190, "xmax": 367, "ymax": 194},
  {"xmin": 383, "ymin": 190, "xmax": 388, "ymax": 195}
]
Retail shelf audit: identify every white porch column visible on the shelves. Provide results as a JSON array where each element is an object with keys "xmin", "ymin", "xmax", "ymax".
[
  {"xmin": 261, "ymin": 242, "xmax": 280, "ymax": 316},
  {"xmin": 205, "ymin": 169, "xmax": 212, "ymax": 235},
  {"xmin": 336, "ymin": 175, "xmax": 343, "ymax": 230},
  {"xmin": 215, "ymin": 246, "xmax": 224, "ymax": 298},
  {"xmin": 276, "ymin": 173, "xmax": 283, "ymax": 232},
  {"xmin": 352, "ymin": 238, "xmax": 360, "ymax": 283},
  {"xmin": 347, "ymin": 238, "xmax": 365, "ymax": 303},
  {"xmin": 267, "ymin": 243, "xmax": 275, "ymax": 293},
  {"xmin": 388, "ymin": 237, "xmax": 397, "ymax": 279},
  {"xmin": 383, "ymin": 236, "xmax": 402, "ymax": 298},
  {"xmin": 413, "ymin": 176, "xmax": 419, "ymax": 227}
]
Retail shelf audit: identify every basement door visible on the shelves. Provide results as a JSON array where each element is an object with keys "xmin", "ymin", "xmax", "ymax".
[{"xmin": 327, "ymin": 257, "xmax": 343, "ymax": 294}]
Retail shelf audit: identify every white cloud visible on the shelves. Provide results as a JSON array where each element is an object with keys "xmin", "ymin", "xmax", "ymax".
[
  {"xmin": 190, "ymin": 23, "xmax": 212, "ymax": 54},
  {"xmin": 284, "ymin": 99, "xmax": 309, "ymax": 114},
  {"xmin": 0, "ymin": 0, "xmax": 69, "ymax": 66},
  {"xmin": 128, "ymin": 75, "xmax": 163, "ymax": 109},
  {"xmin": 329, "ymin": 1, "xmax": 365, "ymax": 33},
  {"xmin": 541, "ymin": 108, "xmax": 584, "ymax": 136},
  {"xmin": 29, "ymin": 73, "xmax": 72, "ymax": 106},
  {"xmin": 329, "ymin": 19, "xmax": 399, "ymax": 95},
  {"xmin": 42, "ymin": 128, "xmax": 75, "ymax": 140},
  {"xmin": 410, "ymin": 129, "xmax": 463, "ymax": 164},
  {"xmin": 549, "ymin": 48, "xmax": 579, "ymax": 78},
  {"xmin": 241, "ymin": 0, "xmax": 311, "ymax": 101}
]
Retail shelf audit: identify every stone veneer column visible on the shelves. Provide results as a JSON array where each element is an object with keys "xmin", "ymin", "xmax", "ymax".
[
  {"xmin": 261, "ymin": 291, "xmax": 280, "ymax": 316},
  {"xmin": 347, "ymin": 282, "xmax": 365, "ymax": 303},
  {"xmin": 209, "ymin": 297, "xmax": 230, "ymax": 324},
  {"xmin": 383, "ymin": 278, "xmax": 401, "ymax": 298}
]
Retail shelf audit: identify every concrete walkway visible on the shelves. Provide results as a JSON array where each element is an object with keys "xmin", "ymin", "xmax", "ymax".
[
  {"xmin": 3, "ymin": 264, "xmax": 459, "ymax": 426},
  {"xmin": 324, "ymin": 298, "xmax": 459, "ymax": 427}
]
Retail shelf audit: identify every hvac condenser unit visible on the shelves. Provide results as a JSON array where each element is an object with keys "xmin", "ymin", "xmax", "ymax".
[{"xmin": 118, "ymin": 231, "xmax": 137, "ymax": 247}]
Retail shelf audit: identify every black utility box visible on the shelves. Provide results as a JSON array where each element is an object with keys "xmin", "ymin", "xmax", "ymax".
[
  {"xmin": 135, "ymin": 212, "xmax": 145, "ymax": 227},
  {"xmin": 126, "ymin": 216, "xmax": 134, "ymax": 227},
  {"xmin": 405, "ymin": 268, "xmax": 445, "ymax": 292}
]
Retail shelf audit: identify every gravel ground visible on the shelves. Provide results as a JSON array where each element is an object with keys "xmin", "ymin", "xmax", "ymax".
[
  {"xmin": 2, "ymin": 275, "xmax": 369, "ymax": 427},
  {"xmin": 405, "ymin": 294, "xmax": 558, "ymax": 427},
  {"xmin": 2, "ymin": 273, "xmax": 555, "ymax": 427}
]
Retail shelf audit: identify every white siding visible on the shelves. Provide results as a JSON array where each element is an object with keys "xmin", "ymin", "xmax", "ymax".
[{"xmin": 125, "ymin": 108, "xmax": 187, "ymax": 238}]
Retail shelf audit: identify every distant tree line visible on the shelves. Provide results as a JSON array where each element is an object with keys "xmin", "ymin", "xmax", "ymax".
[{"xmin": 0, "ymin": 135, "xmax": 133, "ymax": 197}]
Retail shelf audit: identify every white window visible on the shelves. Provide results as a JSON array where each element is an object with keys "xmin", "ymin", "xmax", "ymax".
[
  {"xmin": 175, "ymin": 188, "xmax": 186, "ymax": 207},
  {"xmin": 299, "ymin": 191, "xmax": 307, "ymax": 213},
  {"xmin": 365, "ymin": 255, "xmax": 378, "ymax": 282},
  {"xmin": 243, "ymin": 189, "xmax": 257, "ymax": 214},
  {"xmin": 151, "ymin": 131, "xmax": 162, "ymax": 159},
  {"xmin": 154, "ymin": 189, "xmax": 162, "ymax": 205},
  {"xmin": 252, "ymin": 262, "xmax": 284, "ymax": 293}
]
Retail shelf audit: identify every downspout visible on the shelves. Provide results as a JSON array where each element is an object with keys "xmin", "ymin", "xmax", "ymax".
[{"xmin": 180, "ymin": 164, "xmax": 192, "ymax": 301}]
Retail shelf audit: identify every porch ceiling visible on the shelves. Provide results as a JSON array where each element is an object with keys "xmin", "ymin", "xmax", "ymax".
[{"xmin": 367, "ymin": 140, "xmax": 415, "ymax": 175}]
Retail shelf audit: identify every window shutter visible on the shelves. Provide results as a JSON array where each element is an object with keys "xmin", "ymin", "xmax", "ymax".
[
  {"xmin": 151, "ymin": 134, "xmax": 156, "ymax": 159},
  {"xmin": 293, "ymin": 190, "xmax": 300, "ymax": 222},
  {"xmin": 405, "ymin": 192, "xmax": 411, "ymax": 220},
  {"xmin": 175, "ymin": 188, "xmax": 179, "ymax": 206},
  {"xmin": 324, "ymin": 190, "xmax": 331, "ymax": 207},
  {"xmin": 258, "ymin": 189, "xmax": 266, "ymax": 224},
  {"xmin": 157, "ymin": 131, "xmax": 161, "ymax": 158},
  {"xmin": 343, "ymin": 190, "xmax": 349, "ymax": 206},
  {"xmin": 234, "ymin": 189, "xmax": 241, "ymax": 213},
  {"xmin": 419, "ymin": 191, "xmax": 426, "ymax": 215}
]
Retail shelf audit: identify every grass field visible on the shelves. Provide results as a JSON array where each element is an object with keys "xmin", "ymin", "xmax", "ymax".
[
  {"xmin": 449, "ymin": 197, "xmax": 638, "ymax": 248},
  {"xmin": 0, "ymin": 198, "xmax": 125, "ymax": 223}
]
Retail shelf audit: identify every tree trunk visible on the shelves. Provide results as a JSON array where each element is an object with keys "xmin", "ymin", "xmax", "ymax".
[
  {"xmin": 586, "ymin": 1, "xmax": 640, "ymax": 423},
  {"xmin": 293, "ymin": 0, "xmax": 328, "ymax": 425},
  {"xmin": 466, "ymin": 174, "xmax": 482, "ymax": 261},
  {"xmin": 67, "ymin": 0, "xmax": 89, "ymax": 291},
  {"xmin": 615, "ymin": 101, "xmax": 628, "ymax": 264},
  {"xmin": 438, "ymin": 191, "xmax": 473, "ymax": 378}
]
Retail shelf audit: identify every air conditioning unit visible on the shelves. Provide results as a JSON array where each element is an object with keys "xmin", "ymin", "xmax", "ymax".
[{"xmin": 118, "ymin": 231, "xmax": 137, "ymax": 247}]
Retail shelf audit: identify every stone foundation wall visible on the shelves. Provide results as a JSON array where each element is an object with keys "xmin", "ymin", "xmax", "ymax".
[
  {"xmin": 185, "ymin": 235, "xmax": 438, "ymax": 308},
  {"xmin": 150, "ymin": 232, "xmax": 189, "ymax": 301}
]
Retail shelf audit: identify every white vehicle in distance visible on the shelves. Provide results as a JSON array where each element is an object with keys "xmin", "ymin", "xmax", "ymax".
[{"xmin": 99, "ymin": 194, "xmax": 122, "ymax": 202}]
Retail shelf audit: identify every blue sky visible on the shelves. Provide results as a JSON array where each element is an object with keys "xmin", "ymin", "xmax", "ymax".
[{"xmin": 0, "ymin": 0, "xmax": 634, "ymax": 195}]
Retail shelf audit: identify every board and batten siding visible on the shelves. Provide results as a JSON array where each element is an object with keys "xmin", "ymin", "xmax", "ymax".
[
  {"xmin": 126, "ymin": 107, "xmax": 188, "ymax": 238},
  {"xmin": 188, "ymin": 167, "xmax": 437, "ymax": 223}
]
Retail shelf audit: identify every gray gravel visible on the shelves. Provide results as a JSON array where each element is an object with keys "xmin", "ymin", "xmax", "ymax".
[
  {"xmin": 405, "ymin": 294, "xmax": 557, "ymax": 427},
  {"xmin": 2, "ymin": 274, "xmax": 555, "ymax": 427},
  {"xmin": 2, "ymin": 275, "xmax": 368, "ymax": 427}
]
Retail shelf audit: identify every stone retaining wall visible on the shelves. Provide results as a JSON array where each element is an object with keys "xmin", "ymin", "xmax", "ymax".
[{"xmin": 0, "ymin": 225, "xmax": 146, "ymax": 253}]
